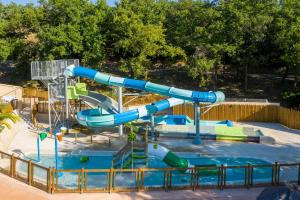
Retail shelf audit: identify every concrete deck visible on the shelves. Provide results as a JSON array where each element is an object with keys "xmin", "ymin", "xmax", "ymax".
[{"xmin": 159, "ymin": 122, "xmax": 300, "ymax": 164}]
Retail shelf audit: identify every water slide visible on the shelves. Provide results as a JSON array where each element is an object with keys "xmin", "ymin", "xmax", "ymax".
[
  {"xmin": 64, "ymin": 65, "xmax": 225, "ymax": 127},
  {"xmin": 148, "ymin": 143, "xmax": 190, "ymax": 169},
  {"xmin": 67, "ymin": 82, "xmax": 119, "ymax": 114}
]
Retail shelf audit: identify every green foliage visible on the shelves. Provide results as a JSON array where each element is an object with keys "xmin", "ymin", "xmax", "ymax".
[
  {"xmin": 0, "ymin": 0, "xmax": 299, "ymax": 98},
  {"xmin": 125, "ymin": 122, "xmax": 137, "ymax": 142},
  {"xmin": 111, "ymin": 0, "xmax": 185, "ymax": 78},
  {"xmin": 0, "ymin": 113, "xmax": 20, "ymax": 129},
  {"xmin": 274, "ymin": 0, "xmax": 300, "ymax": 88},
  {"xmin": 283, "ymin": 91, "xmax": 300, "ymax": 108}
]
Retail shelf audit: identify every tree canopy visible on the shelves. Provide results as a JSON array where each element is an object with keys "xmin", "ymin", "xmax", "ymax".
[{"xmin": 0, "ymin": 0, "xmax": 299, "ymax": 103}]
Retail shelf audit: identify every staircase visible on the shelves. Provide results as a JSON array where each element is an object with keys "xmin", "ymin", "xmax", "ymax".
[{"xmin": 113, "ymin": 142, "xmax": 148, "ymax": 169}]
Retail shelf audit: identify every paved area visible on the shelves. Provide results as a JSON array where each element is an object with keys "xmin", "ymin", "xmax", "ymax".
[
  {"xmin": 0, "ymin": 173, "xmax": 263, "ymax": 200},
  {"xmin": 159, "ymin": 122, "xmax": 300, "ymax": 164}
]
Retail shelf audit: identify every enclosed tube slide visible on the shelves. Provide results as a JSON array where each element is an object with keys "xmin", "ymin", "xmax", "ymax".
[
  {"xmin": 64, "ymin": 65, "xmax": 225, "ymax": 127},
  {"xmin": 148, "ymin": 143, "xmax": 190, "ymax": 169}
]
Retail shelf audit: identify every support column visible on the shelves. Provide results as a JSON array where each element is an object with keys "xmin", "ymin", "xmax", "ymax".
[
  {"xmin": 117, "ymin": 86, "xmax": 123, "ymax": 136},
  {"xmin": 150, "ymin": 114, "xmax": 155, "ymax": 140},
  {"xmin": 193, "ymin": 102, "xmax": 201, "ymax": 144},
  {"xmin": 47, "ymin": 83, "xmax": 52, "ymax": 134},
  {"xmin": 37, "ymin": 137, "xmax": 40, "ymax": 162},
  {"xmin": 55, "ymin": 136, "xmax": 58, "ymax": 170},
  {"xmin": 65, "ymin": 75, "xmax": 69, "ymax": 128}
]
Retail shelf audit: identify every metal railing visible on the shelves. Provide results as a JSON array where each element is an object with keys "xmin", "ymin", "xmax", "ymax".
[
  {"xmin": 0, "ymin": 151, "xmax": 52, "ymax": 193},
  {"xmin": 31, "ymin": 59, "xmax": 79, "ymax": 80},
  {"xmin": 0, "ymin": 150, "xmax": 299, "ymax": 194}
]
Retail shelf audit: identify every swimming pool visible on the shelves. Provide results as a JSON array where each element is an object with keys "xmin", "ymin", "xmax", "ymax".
[{"xmin": 20, "ymin": 153, "xmax": 273, "ymax": 189}]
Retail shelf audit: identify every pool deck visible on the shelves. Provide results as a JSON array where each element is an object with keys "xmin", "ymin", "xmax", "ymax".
[
  {"xmin": 159, "ymin": 122, "xmax": 300, "ymax": 164},
  {"xmin": 0, "ymin": 172, "xmax": 263, "ymax": 200},
  {"xmin": 7, "ymin": 118, "xmax": 300, "ymax": 165},
  {"xmin": 2, "ymin": 113, "xmax": 300, "ymax": 199}
]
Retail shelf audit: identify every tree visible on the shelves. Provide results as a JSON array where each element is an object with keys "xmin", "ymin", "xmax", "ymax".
[
  {"xmin": 109, "ymin": 0, "xmax": 185, "ymax": 78},
  {"xmin": 38, "ymin": 0, "xmax": 108, "ymax": 67},
  {"xmin": 274, "ymin": 0, "xmax": 300, "ymax": 89},
  {"xmin": 220, "ymin": 0, "xmax": 278, "ymax": 91},
  {"xmin": 165, "ymin": 0, "xmax": 235, "ymax": 87}
]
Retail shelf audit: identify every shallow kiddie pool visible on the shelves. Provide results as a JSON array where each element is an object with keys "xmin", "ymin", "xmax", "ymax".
[{"xmin": 19, "ymin": 152, "xmax": 273, "ymax": 189}]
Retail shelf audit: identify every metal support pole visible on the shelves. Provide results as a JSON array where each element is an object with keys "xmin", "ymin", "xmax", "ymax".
[
  {"xmin": 65, "ymin": 75, "xmax": 69, "ymax": 128},
  {"xmin": 37, "ymin": 137, "xmax": 40, "ymax": 162},
  {"xmin": 150, "ymin": 114, "xmax": 155, "ymax": 140},
  {"xmin": 48, "ymin": 83, "xmax": 52, "ymax": 134},
  {"xmin": 193, "ymin": 102, "xmax": 201, "ymax": 144},
  {"xmin": 117, "ymin": 86, "xmax": 123, "ymax": 136},
  {"xmin": 55, "ymin": 136, "xmax": 58, "ymax": 170}
]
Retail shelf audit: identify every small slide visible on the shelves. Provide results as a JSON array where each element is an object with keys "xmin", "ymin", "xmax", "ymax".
[
  {"xmin": 148, "ymin": 143, "xmax": 190, "ymax": 169},
  {"xmin": 64, "ymin": 65, "xmax": 225, "ymax": 127},
  {"xmin": 67, "ymin": 83, "xmax": 119, "ymax": 114}
]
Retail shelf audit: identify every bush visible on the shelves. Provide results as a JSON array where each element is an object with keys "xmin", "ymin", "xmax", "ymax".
[
  {"xmin": 283, "ymin": 91, "xmax": 300, "ymax": 109},
  {"xmin": 0, "ymin": 103, "xmax": 13, "ymax": 113}
]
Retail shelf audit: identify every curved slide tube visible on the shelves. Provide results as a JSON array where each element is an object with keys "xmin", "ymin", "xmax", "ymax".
[
  {"xmin": 148, "ymin": 143, "xmax": 190, "ymax": 169},
  {"xmin": 77, "ymin": 98, "xmax": 185, "ymax": 127},
  {"xmin": 65, "ymin": 65, "xmax": 225, "ymax": 103},
  {"xmin": 64, "ymin": 65, "xmax": 225, "ymax": 127}
]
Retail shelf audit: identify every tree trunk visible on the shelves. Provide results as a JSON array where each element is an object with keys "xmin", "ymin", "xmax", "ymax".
[
  {"xmin": 213, "ymin": 64, "xmax": 218, "ymax": 90},
  {"xmin": 294, "ymin": 67, "xmax": 299, "ymax": 89},
  {"xmin": 244, "ymin": 65, "xmax": 248, "ymax": 91},
  {"xmin": 281, "ymin": 66, "xmax": 289, "ymax": 85}
]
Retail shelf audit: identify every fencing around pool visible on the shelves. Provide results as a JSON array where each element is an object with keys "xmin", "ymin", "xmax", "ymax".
[{"xmin": 0, "ymin": 151, "xmax": 300, "ymax": 193}]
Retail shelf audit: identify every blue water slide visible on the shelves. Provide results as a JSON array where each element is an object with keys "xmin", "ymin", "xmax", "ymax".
[{"xmin": 64, "ymin": 65, "xmax": 225, "ymax": 127}]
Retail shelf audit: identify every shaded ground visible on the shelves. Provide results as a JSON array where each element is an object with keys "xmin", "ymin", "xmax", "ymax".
[{"xmin": 1, "ymin": 62, "xmax": 298, "ymax": 103}]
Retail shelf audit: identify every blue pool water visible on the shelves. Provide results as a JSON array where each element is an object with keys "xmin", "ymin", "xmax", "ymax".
[{"xmin": 22, "ymin": 153, "xmax": 272, "ymax": 188}]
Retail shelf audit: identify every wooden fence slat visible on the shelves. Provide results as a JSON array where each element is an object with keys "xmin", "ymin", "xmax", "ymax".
[{"xmin": 172, "ymin": 103, "xmax": 300, "ymax": 130}]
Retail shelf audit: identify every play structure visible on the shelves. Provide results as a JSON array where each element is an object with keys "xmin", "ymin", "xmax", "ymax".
[
  {"xmin": 64, "ymin": 65, "xmax": 225, "ymax": 144},
  {"xmin": 30, "ymin": 59, "xmax": 273, "ymax": 172},
  {"xmin": 31, "ymin": 60, "xmax": 225, "ymax": 144}
]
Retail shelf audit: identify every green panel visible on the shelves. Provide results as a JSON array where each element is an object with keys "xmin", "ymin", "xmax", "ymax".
[
  {"xmin": 163, "ymin": 151, "xmax": 189, "ymax": 169},
  {"xmin": 94, "ymin": 72, "xmax": 111, "ymax": 84},
  {"xmin": 75, "ymin": 83, "xmax": 88, "ymax": 96},
  {"xmin": 216, "ymin": 135, "xmax": 247, "ymax": 142},
  {"xmin": 67, "ymin": 86, "xmax": 79, "ymax": 100},
  {"xmin": 196, "ymin": 165, "xmax": 218, "ymax": 177},
  {"xmin": 215, "ymin": 126, "xmax": 245, "ymax": 136}
]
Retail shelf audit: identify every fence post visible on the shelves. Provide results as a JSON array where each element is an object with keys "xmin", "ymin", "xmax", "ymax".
[
  {"xmin": 10, "ymin": 154, "xmax": 15, "ymax": 177},
  {"xmin": 47, "ymin": 167, "xmax": 51, "ymax": 193},
  {"xmin": 28, "ymin": 160, "xmax": 32, "ymax": 185},
  {"xmin": 164, "ymin": 170, "xmax": 169, "ymax": 192},
  {"xmin": 245, "ymin": 164, "xmax": 249, "ymax": 188},
  {"xmin": 223, "ymin": 165, "xmax": 227, "ymax": 188},
  {"xmin": 109, "ymin": 168, "xmax": 113, "ymax": 193},
  {"xmin": 274, "ymin": 162, "xmax": 278, "ymax": 185},
  {"xmin": 276, "ymin": 162, "xmax": 280, "ymax": 185},
  {"xmin": 190, "ymin": 168, "xmax": 195, "ymax": 191},
  {"xmin": 137, "ymin": 168, "xmax": 142, "ymax": 191},
  {"xmin": 218, "ymin": 165, "xmax": 224, "ymax": 190},
  {"xmin": 298, "ymin": 164, "xmax": 300, "ymax": 185},
  {"xmin": 80, "ymin": 168, "xmax": 84, "ymax": 194}
]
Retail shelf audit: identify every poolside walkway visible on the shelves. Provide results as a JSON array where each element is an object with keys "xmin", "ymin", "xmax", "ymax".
[{"xmin": 0, "ymin": 173, "xmax": 262, "ymax": 200}]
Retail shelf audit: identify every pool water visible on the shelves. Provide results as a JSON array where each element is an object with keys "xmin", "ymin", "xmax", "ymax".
[{"xmin": 21, "ymin": 153, "xmax": 272, "ymax": 188}]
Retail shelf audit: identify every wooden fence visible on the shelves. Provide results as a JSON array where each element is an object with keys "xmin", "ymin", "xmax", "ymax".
[
  {"xmin": 22, "ymin": 87, "xmax": 165, "ymax": 107},
  {"xmin": 22, "ymin": 87, "xmax": 300, "ymax": 130},
  {"xmin": 1, "ymin": 150, "xmax": 300, "ymax": 193},
  {"xmin": 173, "ymin": 103, "xmax": 300, "ymax": 130}
]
